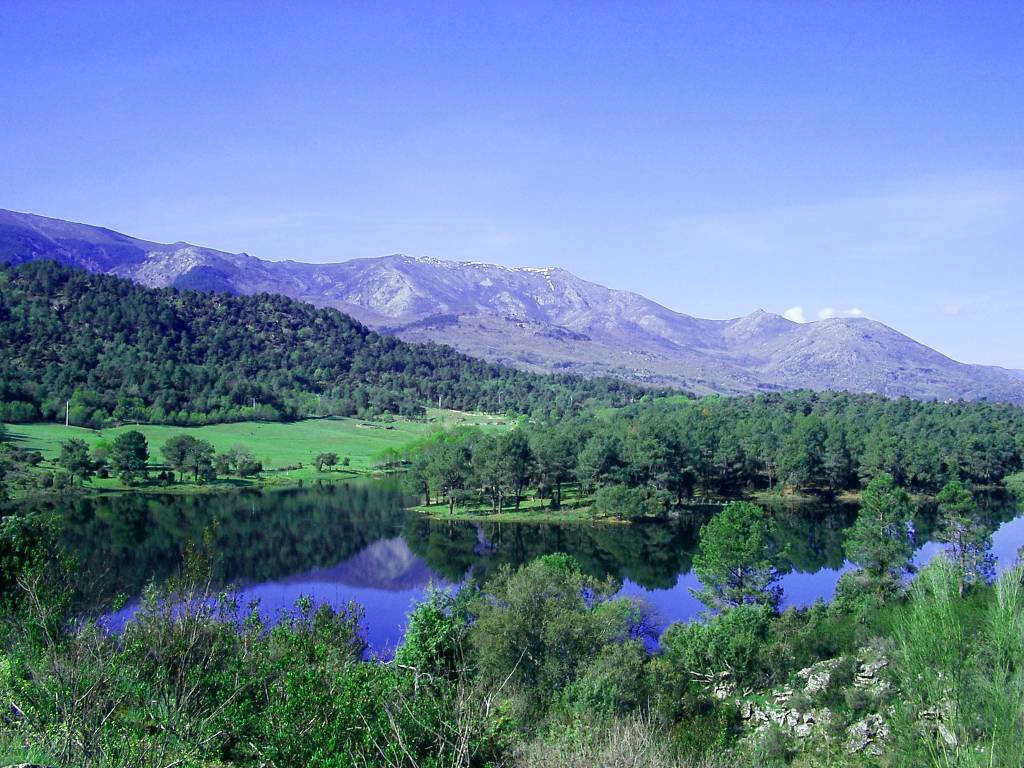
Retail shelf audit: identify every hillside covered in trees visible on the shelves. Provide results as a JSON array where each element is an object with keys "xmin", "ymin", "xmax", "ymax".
[{"xmin": 0, "ymin": 261, "xmax": 652, "ymax": 426}]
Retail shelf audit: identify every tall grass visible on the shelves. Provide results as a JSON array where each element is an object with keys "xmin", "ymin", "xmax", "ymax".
[{"xmin": 892, "ymin": 560, "xmax": 1024, "ymax": 767}]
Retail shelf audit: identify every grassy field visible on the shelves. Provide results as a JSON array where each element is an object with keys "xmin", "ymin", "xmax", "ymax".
[{"xmin": 4, "ymin": 409, "xmax": 510, "ymax": 493}]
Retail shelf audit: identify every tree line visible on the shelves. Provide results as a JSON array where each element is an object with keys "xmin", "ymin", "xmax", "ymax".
[
  {"xmin": 0, "ymin": 260, "xmax": 654, "ymax": 428},
  {"xmin": 403, "ymin": 391, "xmax": 1024, "ymax": 516},
  {"xmin": 54, "ymin": 431, "xmax": 262, "ymax": 488}
]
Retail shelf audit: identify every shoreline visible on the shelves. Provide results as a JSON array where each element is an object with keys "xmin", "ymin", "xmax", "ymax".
[{"xmin": 6, "ymin": 468, "xmax": 394, "ymax": 504}]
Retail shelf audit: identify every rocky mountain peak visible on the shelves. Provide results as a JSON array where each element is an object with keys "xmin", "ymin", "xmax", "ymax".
[{"xmin": 2, "ymin": 207, "xmax": 1022, "ymax": 404}]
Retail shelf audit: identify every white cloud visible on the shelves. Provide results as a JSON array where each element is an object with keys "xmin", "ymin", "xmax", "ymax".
[
  {"xmin": 783, "ymin": 306, "xmax": 807, "ymax": 323},
  {"xmin": 784, "ymin": 305, "xmax": 870, "ymax": 322},
  {"xmin": 942, "ymin": 302, "xmax": 964, "ymax": 316},
  {"xmin": 817, "ymin": 307, "xmax": 865, "ymax": 320}
]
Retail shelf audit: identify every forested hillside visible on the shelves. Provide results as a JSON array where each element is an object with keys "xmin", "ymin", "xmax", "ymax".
[{"xmin": 0, "ymin": 261, "xmax": 651, "ymax": 426}]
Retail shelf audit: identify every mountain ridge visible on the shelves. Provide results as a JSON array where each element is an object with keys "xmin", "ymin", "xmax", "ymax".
[{"xmin": 2, "ymin": 207, "xmax": 1022, "ymax": 404}]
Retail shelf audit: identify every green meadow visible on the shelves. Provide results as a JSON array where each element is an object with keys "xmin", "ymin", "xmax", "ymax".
[{"xmin": 5, "ymin": 409, "xmax": 509, "ymax": 492}]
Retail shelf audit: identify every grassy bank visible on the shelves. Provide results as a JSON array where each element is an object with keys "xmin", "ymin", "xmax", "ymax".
[
  {"xmin": 412, "ymin": 498, "xmax": 602, "ymax": 523},
  {"xmin": 4, "ymin": 409, "xmax": 509, "ymax": 495},
  {"xmin": 411, "ymin": 484, "xmax": 636, "ymax": 523},
  {"xmin": 412, "ymin": 484, "xmax": 854, "ymax": 524}
]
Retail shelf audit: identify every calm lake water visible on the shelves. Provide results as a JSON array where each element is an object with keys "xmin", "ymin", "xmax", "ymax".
[{"xmin": 47, "ymin": 481, "xmax": 1024, "ymax": 654}]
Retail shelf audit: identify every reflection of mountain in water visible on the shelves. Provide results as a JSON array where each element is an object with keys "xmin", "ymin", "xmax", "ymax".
[
  {"xmin": 45, "ymin": 480, "xmax": 1021, "ymax": 612},
  {"xmin": 49, "ymin": 481, "xmax": 411, "ymax": 608},
  {"xmin": 279, "ymin": 537, "xmax": 438, "ymax": 592}
]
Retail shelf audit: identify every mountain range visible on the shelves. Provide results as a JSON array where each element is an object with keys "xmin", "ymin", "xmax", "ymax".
[{"xmin": 2, "ymin": 207, "xmax": 1022, "ymax": 404}]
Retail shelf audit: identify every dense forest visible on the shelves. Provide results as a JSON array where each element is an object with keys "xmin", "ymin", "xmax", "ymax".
[
  {"xmin": 404, "ymin": 391, "xmax": 1024, "ymax": 515},
  {"xmin": 0, "ymin": 261, "xmax": 653, "ymax": 426}
]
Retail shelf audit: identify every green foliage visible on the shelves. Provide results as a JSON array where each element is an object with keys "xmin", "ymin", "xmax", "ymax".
[
  {"xmin": 1, "ymin": 511, "xmax": 1023, "ymax": 768},
  {"xmin": 889, "ymin": 560, "xmax": 1024, "ymax": 766},
  {"xmin": 314, "ymin": 451, "xmax": 339, "ymax": 471},
  {"xmin": 407, "ymin": 392, "xmax": 1024, "ymax": 520},
  {"xmin": 668, "ymin": 698, "xmax": 743, "ymax": 759},
  {"xmin": 692, "ymin": 501, "xmax": 781, "ymax": 612},
  {"xmin": 213, "ymin": 445, "xmax": 261, "ymax": 477},
  {"xmin": 57, "ymin": 438, "xmax": 94, "ymax": 486},
  {"xmin": 469, "ymin": 553, "xmax": 628, "ymax": 709},
  {"xmin": 659, "ymin": 604, "xmax": 776, "ymax": 697},
  {"xmin": 110, "ymin": 430, "xmax": 149, "ymax": 484},
  {"xmin": 0, "ymin": 555, "xmax": 507, "ymax": 768},
  {"xmin": 558, "ymin": 640, "xmax": 649, "ymax": 716},
  {"xmin": 936, "ymin": 478, "xmax": 995, "ymax": 595},
  {"xmin": 0, "ymin": 260, "xmax": 649, "ymax": 426},
  {"xmin": 1006, "ymin": 470, "xmax": 1024, "ymax": 499},
  {"xmin": 0, "ymin": 511, "xmax": 56, "ymax": 602},
  {"xmin": 160, "ymin": 433, "xmax": 215, "ymax": 483},
  {"xmin": 592, "ymin": 483, "xmax": 670, "ymax": 519},
  {"xmin": 844, "ymin": 473, "xmax": 914, "ymax": 598},
  {"xmin": 394, "ymin": 586, "xmax": 470, "ymax": 681}
]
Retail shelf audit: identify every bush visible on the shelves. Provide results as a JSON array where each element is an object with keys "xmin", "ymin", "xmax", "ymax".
[
  {"xmin": 669, "ymin": 698, "xmax": 741, "ymax": 758},
  {"xmin": 888, "ymin": 560, "xmax": 1024, "ymax": 765},
  {"xmin": 592, "ymin": 484, "xmax": 670, "ymax": 519},
  {"xmin": 515, "ymin": 714, "xmax": 682, "ymax": 768},
  {"xmin": 394, "ymin": 586, "xmax": 470, "ymax": 680},
  {"xmin": 559, "ymin": 640, "xmax": 649, "ymax": 716},
  {"xmin": 658, "ymin": 604, "xmax": 776, "ymax": 697},
  {"xmin": 468, "ymin": 553, "xmax": 625, "ymax": 709},
  {"xmin": 1005, "ymin": 471, "xmax": 1024, "ymax": 500}
]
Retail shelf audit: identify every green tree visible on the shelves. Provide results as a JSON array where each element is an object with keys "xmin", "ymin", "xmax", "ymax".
[
  {"xmin": 161, "ymin": 434, "xmax": 195, "ymax": 482},
  {"xmin": 394, "ymin": 587, "xmax": 469, "ymax": 681},
  {"xmin": 184, "ymin": 438, "xmax": 215, "ymax": 483},
  {"xmin": 692, "ymin": 501, "xmax": 781, "ymax": 613},
  {"xmin": 473, "ymin": 435, "xmax": 509, "ymax": 513},
  {"xmin": 110, "ymin": 431, "xmax": 149, "ymax": 485},
  {"xmin": 576, "ymin": 432, "xmax": 620, "ymax": 495},
  {"xmin": 427, "ymin": 435, "xmax": 472, "ymax": 514},
  {"xmin": 58, "ymin": 438, "xmax": 94, "ymax": 486},
  {"xmin": 935, "ymin": 479, "xmax": 995, "ymax": 596},
  {"xmin": 315, "ymin": 452, "xmax": 339, "ymax": 472},
  {"xmin": 90, "ymin": 443, "xmax": 109, "ymax": 477},
  {"xmin": 161, "ymin": 434, "xmax": 214, "ymax": 483},
  {"xmin": 844, "ymin": 473, "xmax": 914, "ymax": 598},
  {"xmin": 230, "ymin": 447, "xmax": 261, "ymax": 477},
  {"xmin": 531, "ymin": 426, "xmax": 576, "ymax": 509},
  {"xmin": 469, "ymin": 553, "xmax": 625, "ymax": 708},
  {"xmin": 500, "ymin": 429, "xmax": 534, "ymax": 511}
]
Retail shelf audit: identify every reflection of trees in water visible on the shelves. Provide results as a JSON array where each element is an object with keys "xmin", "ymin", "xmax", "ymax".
[
  {"xmin": 48, "ymin": 483, "xmax": 1019, "ymax": 608},
  {"xmin": 767, "ymin": 502, "xmax": 859, "ymax": 574},
  {"xmin": 911, "ymin": 492, "xmax": 1018, "ymax": 545},
  {"xmin": 405, "ymin": 504, "xmax": 863, "ymax": 590},
  {"xmin": 53, "ymin": 481, "xmax": 409, "ymax": 606},
  {"xmin": 404, "ymin": 496, "xmax": 1021, "ymax": 590}
]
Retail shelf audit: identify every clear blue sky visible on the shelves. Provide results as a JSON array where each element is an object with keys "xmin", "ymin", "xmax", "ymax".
[{"xmin": 2, "ymin": 1, "xmax": 1022, "ymax": 366}]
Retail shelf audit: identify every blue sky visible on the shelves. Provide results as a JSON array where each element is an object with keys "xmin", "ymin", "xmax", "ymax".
[{"xmin": 2, "ymin": 1, "xmax": 1022, "ymax": 366}]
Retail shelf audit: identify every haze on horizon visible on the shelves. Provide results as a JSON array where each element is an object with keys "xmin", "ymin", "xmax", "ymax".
[{"xmin": 1, "ymin": 1, "xmax": 1022, "ymax": 367}]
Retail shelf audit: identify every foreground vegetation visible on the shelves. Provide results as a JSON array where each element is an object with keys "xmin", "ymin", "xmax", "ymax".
[
  {"xmin": 0, "ymin": 472, "xmax": 1020, "ymax": 767},
  {"xmin": 402, "ymin": 392, "xmax": 1024, "ymax": 519}
]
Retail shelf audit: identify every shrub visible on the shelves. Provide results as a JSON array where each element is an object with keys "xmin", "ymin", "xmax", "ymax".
[
  {"xmin": 659, "ymin": 604, "xmax": 776, "ymax": 695},
  {"xmin": 468, "ymin": 554, "xmax": 624, "ymax": 709},
  {"xmin": 559, "ymin": 640, "xmax": 649, "ymax": 716}
]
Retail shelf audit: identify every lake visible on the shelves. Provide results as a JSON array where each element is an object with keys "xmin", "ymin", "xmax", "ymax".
[{"xmin": 45, "ymin": 480, "xmax": 1024, "ymax": 655}]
